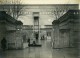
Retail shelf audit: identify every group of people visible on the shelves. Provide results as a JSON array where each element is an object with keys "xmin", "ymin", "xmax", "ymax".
[
  {"xmin": 27, "ymin": 38, "xmax": 36, "ymax": 46},
  {"xmin": 1, "ymin": 37, "xmax": 38, "ymax": 49}
]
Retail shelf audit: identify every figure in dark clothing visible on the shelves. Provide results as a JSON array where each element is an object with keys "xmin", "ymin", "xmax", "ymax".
[
  {"xmin": 27, "ymin": 38, "xmax": 30, "ymax": 46},
  {"xmin": 33, "ymin": 41, "xmax": 36, "ymax": 45},
  {"xmin": 36, "ymin": 34, "xmax": 38, "ymax": 40},
  {"xmin": 1, "ymin": 37, "xmax": 7, "ymax": 50}
]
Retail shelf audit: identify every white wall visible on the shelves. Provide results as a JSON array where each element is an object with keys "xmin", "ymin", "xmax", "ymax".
[{"xmin": 18, "ymin": 5, "xmax": 78, "ymax": 25}]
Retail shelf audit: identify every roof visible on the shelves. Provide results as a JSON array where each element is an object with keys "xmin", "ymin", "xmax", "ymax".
[
  {"xmin": 0, "ymin": 11, "xmax": 6, "ymax": 20},
  {"xmin": 0, "ymin": 11, "xmax": 23, "ymax": 25},
  {"xmin": 52, "ymin": 20, "xmax": 59, "ymax": 24},
  {"xmin": 52, "ymin": 10, "xmax": 80, "ymax": 24},
  {"xmin": 15, "ymin": 21, "xmax": 23, "ymax": 25},
  {"xmin": 58, "ymin": 10, "xmax": 80, "ymax": 23}
]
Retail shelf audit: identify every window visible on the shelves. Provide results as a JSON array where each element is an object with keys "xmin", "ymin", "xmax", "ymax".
[{"xmin": 34, "ymin": 16, "xmax": 39, "ymax": 25}]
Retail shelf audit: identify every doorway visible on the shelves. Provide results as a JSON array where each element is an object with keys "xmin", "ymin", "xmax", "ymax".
[{"xmin": 35, "ymin": 32, "xmax": 39, "ymax": 40}]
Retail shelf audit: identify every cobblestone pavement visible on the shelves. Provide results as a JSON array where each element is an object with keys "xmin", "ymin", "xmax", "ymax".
[{"xmin": 0, "ymin": 40, "xmax": 78, "ymax": 58}]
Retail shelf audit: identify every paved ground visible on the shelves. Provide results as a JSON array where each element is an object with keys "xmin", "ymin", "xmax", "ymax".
[{"xmin": 0, "ymin": 40, "xmax": 79, "ymax": 58}]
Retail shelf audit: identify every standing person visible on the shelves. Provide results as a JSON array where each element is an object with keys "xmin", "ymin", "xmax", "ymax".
[
  {"xmin": 1, "ymin": 37, "xmax": 7, "ymax": 50},
  {"xmin": 32, "ymin": 37, "xmax": 36, "ymax": 45},
  {"xmin": 27, "ymin": 38, "xmax": 30, "ymax": 46}
]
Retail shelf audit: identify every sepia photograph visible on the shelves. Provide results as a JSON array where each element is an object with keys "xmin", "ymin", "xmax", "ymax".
[{"xmin": 0, "ymin": 0, "xmax": 80, "ymax": 58}]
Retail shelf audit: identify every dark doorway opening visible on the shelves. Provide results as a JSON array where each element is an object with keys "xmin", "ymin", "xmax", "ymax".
[{"xmin": 35, "ymin": 32, "xmax": 39, "ymax": 40}]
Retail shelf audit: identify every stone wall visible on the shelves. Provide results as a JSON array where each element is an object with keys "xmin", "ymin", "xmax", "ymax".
[
  {"xmin": 52, "ymin": 10, "xmax": 80, "ymax": 49},
  {"xmin": 6, "ymin": 30, "xmax": 23, "ymax": 49},
  {"xmin": 0, "ymin": 23, "xmax": 6, "ymax": 49},
  {"xmin": 0, "ymin": 11, "xmax": 23, "ymax": 49}
]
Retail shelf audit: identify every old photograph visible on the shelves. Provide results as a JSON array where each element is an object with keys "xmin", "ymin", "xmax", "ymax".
[{"xmin": 0, "ymin": 0, "xmax": 80, "ymax": 58}]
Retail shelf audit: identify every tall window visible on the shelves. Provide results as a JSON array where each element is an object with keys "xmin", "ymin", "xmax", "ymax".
[
  {"xmin": 34, "ymin": 16, "xmax": 39, "ymax": 25},
  {"xmin": 33, "ymin": 12, "xmax": 39, "ymax": 31},
  {"xmin": 33, "ymin": 12, "xmax": 39, "ymax": 39}
]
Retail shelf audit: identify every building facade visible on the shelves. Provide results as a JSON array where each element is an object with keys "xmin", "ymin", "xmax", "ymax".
[
  {"xmin": 0, "ymin": 11, "xmax": 23, "ymax": 49},
  {"xmin": 0, "ymin": 4, "xmax": 79, "ymax": 49},
  {"xmin": 18, "ymin": 4, "xmax": 79, "ymax": 40},
  {"xmin": 52, "ymin": 10, "xmax": 80, "ymax": 49}
]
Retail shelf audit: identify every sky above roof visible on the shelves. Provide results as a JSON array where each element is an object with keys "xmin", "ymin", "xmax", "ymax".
[
  {"xmin": 1, "ymin": 0, "xmax": 79, "ymax": 4},
  {"xmin": 16, "ymin": 0, "xmax": 80, "ymax": 9},
  {"xmin": 21, "ymin": 0, "xmax": 79, "ymax": 4}
]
